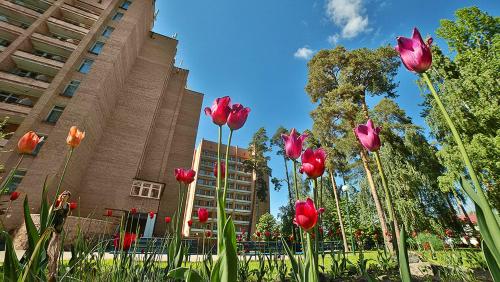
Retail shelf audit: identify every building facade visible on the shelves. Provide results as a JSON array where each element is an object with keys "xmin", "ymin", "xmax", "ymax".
[
  {"xmin": 183, "ymin": 139, "xmax": 270, "ymax": 238},
  {"xmin": 0, "ymin": 0, "xmax": 203, "ymax": 237}
]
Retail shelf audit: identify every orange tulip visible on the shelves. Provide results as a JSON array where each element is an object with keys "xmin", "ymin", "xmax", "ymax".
[
  {"xmin": 66, "ymin": 126, "xmax": 85, "ymax": 148},
  {"xmin": 18, "ymin": 131, "xmax": 43, "ymax": 154}
]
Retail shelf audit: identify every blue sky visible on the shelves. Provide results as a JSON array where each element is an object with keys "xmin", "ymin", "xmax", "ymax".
[{"xmin": 152, "ymin": 0, "xmax": 499, "ymax": 218}]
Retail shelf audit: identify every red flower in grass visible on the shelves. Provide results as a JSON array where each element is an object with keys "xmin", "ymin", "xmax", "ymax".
[
  {"xmin": 205, "ymin": 230, "xmax": 212, "ymax": 238},
  {"xmin": 130, "ymin": 208, "xmax": 137, "ymax": 214},
  {"xmin": 165, "ymin": 216, "xmax": 171, "ymax": 223},
  {"xmin": 105, "ymin": 209, "xmax": 113, "ymax": 217},
  {"xmin": 113, "ymin": 232, "xmax": 137, "ymax": 251},
  {"xmin": 197, "ymin": 208, "xmax": 209, "ymax": 223},
  {"xmin": 69, "ymin": 202, "xmax": 77, "ymax": 210},
  {"xmin": 187, "ymin": 219, "xmax": 193, "ymax": 227},
  {"xmin": 213, "ymin": 162, "xmax": 225, "ymax": 178},
  {"xmin": 149, "ymin": 211, "xmax": 155, "ymax": 219},
  {"xmin": 10, "ymin": 191, "xmax": 20, "ymax": 201}
]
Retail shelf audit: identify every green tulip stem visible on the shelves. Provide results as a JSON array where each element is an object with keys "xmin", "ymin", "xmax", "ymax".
[
  {"xmin": 313, "ymin": 178, "xmax": 320, "ymax": 274},
  {"xmin": 422, "ymin": 72, "xmax": 500, "ymax": 248},
  {"xmin": 216, "ymin": 125, "xmax": 224, "ymax": 252},
  {"xmin": 0, "ymin": 154, "xmax": 24, "ymax": 195},
  {"xmin": 222, "ymin": 129, "xmax": 233, "ymax": 207},
  {"xmin": 292, "ymin": 161, "xmax": 305, "ymax": 255}
]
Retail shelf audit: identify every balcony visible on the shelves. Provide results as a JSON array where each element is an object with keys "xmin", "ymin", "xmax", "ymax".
[
  {"xmin": 12, "ymin": 50, "xmax": 64, "ymax": 77},
  {"xmin": 0, "ymin": 21, "xmax": 22, "ymax": 42},
  {"xmin": 61, "ymin": 4, "xmax": 98, "ymax": 27},
  {"xmin": 9, "ymin": 0, "xmax": 51, "ymax": 14},
  {"xmin": 0, "ymin": 2, "xmax": 38, "ymax": 29},
  {"xmin": 0, "ymin": 101, "xmax": 31, "ymax": 123},
  {"xmin": 0, "ymin": 71, "xmax": 49, "ymax": 97},
  {"xmin": 47, "ymin": 17, "xmax": 88, "ymax": 41},
  {"xmin": 31, "ymin": 32, "xmax": 77, "ymax": 58}
]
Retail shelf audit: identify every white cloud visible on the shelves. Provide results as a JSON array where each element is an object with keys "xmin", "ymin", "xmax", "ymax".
[
  {"xmin": 326, "ymin": 0, "xmax": 369, "ymax": 38},
  {"xmin": 294, "ymin": 47, "xmax": 315, "ymax": 60},
  {"xmin": 327, "ymin": 34, "xmax": 340, "ymax": 45}
]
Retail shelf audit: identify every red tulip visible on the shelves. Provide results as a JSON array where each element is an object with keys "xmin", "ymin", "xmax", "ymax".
[
  {"xmin": 319, "ymin": 227, "xmax": 324, "ymax": 235},
  {"xmin": 130, "ymin": 208, "xmax": 137, "ymax": 214},
  {"xmin": 237, "ymin": 234, "xmax": 242, "ymax": 242},
  {"xmin": 10, "ymin": 191, "xmax": 20, "ymax": 201},
  {"xmin": 227, "ymin": 104, "xmax": 250, "ymax": 130},
  {"xmin": 213, "ymin": 162, "xmax": 225, "ymax": 178},
  {"xmin": 69, "ymin": 202, "xmax": 77, "ymax": 210},
  {"xmin": 18, "ymin": 131, "xmax": 43, "ymax": 154},
  {"xmin": 355, "ymin": 119, "xmax": 382, "ymax": 152},
  {"xmin": 205, "ymin": 230, "xmax": 212, "ymax": 238},
  {"xmin": 294, "ymin": 198, "xmax": 318, "ymax": 231},
  {"xmin": 395, "ymin": 28, "xmax": 433, "ymax": 73},
  {"xmin": 281, "ymin": 128, "xmax": 308, "ymax": 160},
  {"xmin": 149, "ymin": 211, "xmax": 155, "ymax": 219},
  {"xmin": 256, "ymin": 231, "xmax": 261, "ymax": 238},
  {"xmin": 197, "ymin": 208, "xmax": 209, "ymax": 223},
  {"xmin": 445, "ymin": 229, "xmax": 454, "ymax": 237},
  {"xmin": 174, "ymin": 168, "xmax": 196, "ymax": 185},
  {"xmin": 165, "ymin": 216, "xmax": 171, "ymax": 223},
  {"xmin": 66, "ymin": 126, "xmax": 85, "ymax": 148},
  {"xmin": 300, "ymin": 148, "xmax": 326, "ymax": 179},
  {"xmin": 204, "ymin": 96, "xmax": 231, "ymax": 126},
  {"xmin": 264, "ymin": 230, "xmax": 271, "ymax": 238},
  {"xmin": 105, "ymin": 209, "xmax": 113, "ymax": 217},
  {"xmin": 113, "ymin": 232, "xmax": 136, "ymax": 251},
  {"xmin": 318, "ymin": 207, "xmax": 325, "ymax": 214},
  {"xmin": 187, "ymin": 219, "xmax": 193, "ymax": 227}
]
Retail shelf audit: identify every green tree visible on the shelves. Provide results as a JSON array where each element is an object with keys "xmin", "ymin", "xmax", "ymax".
[
  {"xmin": 243, "ymin": 127, "xmax": 272, "ymax": 239},
  {"xmin": 306, "ymin": 45, "xmax": 400, "ymax": 251},
  {"xmin": 256, "ymin": 212, "xmax": 279, "ymax": 238},
  {"xmin": 418, "ymin": 7, "xmax": 500, "ymax": 209}
]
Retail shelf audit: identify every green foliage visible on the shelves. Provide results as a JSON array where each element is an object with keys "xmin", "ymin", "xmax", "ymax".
[
  {"xmin": 419, "ymin": 7, "xmax": 500, "ymax": 209},
  {"xmin": 256, "ymin": 213, "xmax": 279, "ymax": 236},
  {"xmin": 398, "ymin": 228, "xmax": 411, "ymax": 282},
  {"xmin": 329, "ymin": 250, "xmax": 348, "ymax": 279}
]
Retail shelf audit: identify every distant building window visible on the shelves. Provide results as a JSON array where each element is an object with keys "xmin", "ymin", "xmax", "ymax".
[
  {"xmin": 3, "ymin": 170, "xmax": 26, "ymax": 193},
  {"xmin": 31, "ymin": 134, "xmax": 46, "ymax": 156},
  {"xmin": 78, "ymin": 59, "xmax": 94, "ymax": 74},
  {"xmin": 120, "ymin": 1, "xmax": 132, "ymax": 10},
  {"xmin": 130, "ymin": 180, "xmax": 162, "ymax": 199},
  {"xmin": 102, "ymin": 26, "xmax": 114, "ymax": 38},
  {"xmin": 112, "ymin": 12, "xmax": 124, "ymax": 21},
  {"xmin": 62, "ymin": 80, "xmax": 80, "ymax": 97},
  {"xmin": 0, "ymin": 91, "xmax": 20, "ymax": 104},
  {"xmin": 89, "ymin": 41, "xmax": 104, "ymax": 55},
  {"xmin": 46, "ymin": 105, "xmax": 65, "ymax": 124}
]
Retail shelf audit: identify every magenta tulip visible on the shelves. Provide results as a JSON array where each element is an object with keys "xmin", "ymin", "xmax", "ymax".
[
  {"xmin": 294, "ymin": 198, "xmax": 318, "ymax": 231},
  {"xmin": 355, "ymin": 119, "xmax": 382, "ymax": 152},
  {"xmin": 213, "ymin": 161, "xmax": 225, "ymax": 178},
  {"xmin": 174, "ymin": 168, "xmax": 196, "ymax": 185},
  {"xmin": 227, "ymin": 104, "xmax": 250, "ymax": 130},
  {"xmin": 204, "ymin": 96, "xmax": 231, "ymax": 126},
  {"xmin": 197, "ymin": 208, "xmax": 209, "ymax": 223},
  {"xmin": 395, "ymin": 28, "xmax": 433, "ymax": 73},
  {"xmin": 281, "ymin": 128, "xmax": 308, "ymax": 160},
  {"xmin": 300, "ymin": 148, "xmax": 326, "ymax": 179}
]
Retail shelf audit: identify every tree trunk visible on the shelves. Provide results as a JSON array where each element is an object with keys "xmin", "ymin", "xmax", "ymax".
[
  {"xmin": 329, "ymin": 170, "xmax": 349, "ymax": 253},
  {"xmin": 359, "ymin": 147, "xmax": 392, "ymax": 252},
  {"xmin": 247, "ymin": 177, "xmax": 258, "ymax": 241}
]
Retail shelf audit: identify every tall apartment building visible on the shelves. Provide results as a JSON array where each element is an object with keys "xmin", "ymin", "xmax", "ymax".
[
  {"xmin": 0, "ymin": 0, "xmax": 203, "ymax": 237},
  {"xmin": 183, "ymin": 139, "xmax": 270, "ymax": 237}
]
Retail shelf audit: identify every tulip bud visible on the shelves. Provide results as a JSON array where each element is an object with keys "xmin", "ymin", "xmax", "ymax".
[
  {"xmin": 165, "ymin": 216, "xmax": 171, "ymax": 223},
  {"xmin": 300, "ymin": 148, "xmax": 326, "ymax": 179},
  {"xmin": 10, "ymin": 191, "xmax": 20, "ymax": 201},
  {"xmin": 130, "ymin": 208, "xmax": 137, "ymax": 214},
  {"xmin": 69, "ymin": 202, "xmax": 77, "ymax": 210},
  {"xmin": 18, "ymin": 131, "xmax": 43, "ymax": 154},
  {"xmin": 197, "ymin": 208, "xmax": 209, "ymax": 223},
  {"xmin": 395, "ymin": 28, "xmax": 433, "ymax": 73},
  {"xmin": 105, "ymin": 209, "xmax": 113, "ymax": 217},
  {"xmin": 66, "ymin": 126, "xmax": 85, "ymax": 148},
  {"xmin": 204, "ymin": 96, "xmax": 231, "ymax": 126},
  {"xmin": 355, "ymin": 119, "xmax": 382, "ymax": 152},
  {"xmin": 187, "ymin": 219, "xmax": 193, "ymax": 227},
  {"xmin": 149, "ymin": 211, "xmax": 155, "ymax": 219},
  {"xmin": 213, "ymin": 162, "xmax": 225, "ymax": 178},
  {"xmin": 281, "ymin": 128, "xmax": 308, "ymax": 160}
]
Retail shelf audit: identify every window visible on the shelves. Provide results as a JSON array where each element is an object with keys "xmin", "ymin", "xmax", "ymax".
[
  {"xmin": 120, "ymin": 0, "xmax": 132, "ymax": 10},
  {"xmin": 130, "ymin": 180, "xmax": 163, "ymax": 199},
  {"xmin": 62, "ymin": 80, "xmax": 80, "ymax": 97},
  {"xmin": 3, "ymin": 170, "xmax": 26, "ymax": 193},
  {"xmin": 112, "ymin": 12, "xmax": 124, "ymax": 21},
  {"xmin": 46, "ymin": 106, "xmax": 64, "ymax": 123},
  {"xmin": 89, "ymin": 41, "xmax": 104, "ymax": 55},
  {"xmin": 78, "ymin": 59, "xmax": 94, "ymax": 74},
  {"xmin": 0, "ymin": 91, "xmax": 20, "ymax": 104},
  {"xmin": 102, "ymin": 26, "xmax": 114, "ymax": 38},
  {"xmin": 31, "ymin": 134, "xmax": 46, "ymax": 156}
]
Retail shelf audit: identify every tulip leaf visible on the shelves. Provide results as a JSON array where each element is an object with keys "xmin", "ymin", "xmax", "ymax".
[
  {"xmin": 1, "ymin": 231, "xmax": 20, "ymax": 281},
  {"xmin": 19, "ymin": 227, "xmax": 53, "ymax": 282},
  {"xmin": 475, "ymin": 203, "xmax": 500, "ymax": 266},
  {"xmin": 482, "ymin": 240, "xmax": 500, "ymax": 281},
  {"xmin": 305, "ymin": 233, "xmax": 318, "ymax": 282},
  {"xmin": 167, "ymin": 267, "xmax": 203, "ymax": 282},
  {"xmin": 39, "ymin": 175, "xmax": 50, "ymax": 233},
  {"xmin": 398, "ymin": 226, "xmax": 412, "ymax": 282},
  {"xmin": 281, "ymin": 237, "xmax": 300, "ymax": 281},
  {"xmin": 210, "ymin": 217, "xmax": 238, "ymax": 282},
  {"xmin": 23, "ymin": 196, "xmax": 40, "ymax": 256}
]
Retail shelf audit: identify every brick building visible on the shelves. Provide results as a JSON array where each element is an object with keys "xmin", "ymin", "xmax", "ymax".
[
  {"xmin": 183, "ymin": 139, "xmax": 270, "ymax": 238},
  {"xmin": 0, "ymin": 0, "xmax": 203, "ymax": 237}
]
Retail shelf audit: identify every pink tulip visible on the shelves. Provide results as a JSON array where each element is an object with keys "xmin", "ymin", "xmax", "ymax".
[
  {"xmin": 227, "ymin": 104, "xmax": 250, "ymax": 130},
  {"xmin": 355, "ymin": 119, "xmax": 382, "ymax": 152},
  {"xmin": 175, "ymin": 168, "xmax": 196, "ymax": 185},
  {"xmin": 197, "ymin": 208, "xmax": 209, "ymax": 223},
  {"xmin": 204, "ymin": 96, "xmax": 231, "ymax": 126},
  {"xmin": 213, "ymin": 162, "xmax": 225, "ymax": 178},
  {"xmin": 395, "ymin": 28, "xmax": 433, "ymax": 73},
  {"xmin": 281, "ymin": 128, "xmax": 308, "ymax": 160},
  {"xmin": 294, "ymin": 198, "xmax": 318, "ymax": 231},
  {"xmin": 318, "ymin": 207, "xmax": 325, "ymax": 214},
  {"xmin": 300, "ymin": 148, "xmax": 326, "ymax": 179}
]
